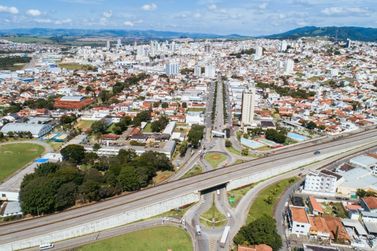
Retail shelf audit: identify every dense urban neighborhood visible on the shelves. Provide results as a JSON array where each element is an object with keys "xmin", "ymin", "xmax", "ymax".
[{"xmin": 0, "ymin": 14, "xmax": 376, "ymax": 251}]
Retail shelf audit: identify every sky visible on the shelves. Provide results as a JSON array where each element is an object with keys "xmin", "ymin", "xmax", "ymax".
[{"xmin": 0, "ymin": 0, "xmax": 376, "ymax": 36}]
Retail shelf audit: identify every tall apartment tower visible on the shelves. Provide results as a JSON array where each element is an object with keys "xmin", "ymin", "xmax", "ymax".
[
  {"xmin": 241, "ymin": 88, "xmax": 256, "ymax": 127},
  {"xmin": 194, "ymin": 64, "xmax": 202, "ymax": 77},
  {"xmin": 254, "ymin": 46, "xmax": 263, "ymax": 60},
  {"xmin": 165, "ymin": 60, "xmax": 180, "ymax": 76},
  {"xmin": 280, "ymin": 40, "xmax": 288, "ymax": 52},
  {"xmin": 204, "ymin": 64, "xmax": 216, "ymax": 79},
  {"xmin": 284, "ymin": 59, "xmax": 295, "ymax": 75},
  {"xmin": 106, "ymin": 40, "xmax": 111, "ymax": 50}
]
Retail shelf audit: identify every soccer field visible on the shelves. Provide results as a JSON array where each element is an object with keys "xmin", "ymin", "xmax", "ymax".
[{"xmin": 0, "ymin": 143, "xmax": 45, "ymax": 182}]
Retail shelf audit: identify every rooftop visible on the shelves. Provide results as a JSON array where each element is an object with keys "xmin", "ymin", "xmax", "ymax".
[{"xmin": 290, "ymin": 206, "xmax": 309, "ymax": 224}]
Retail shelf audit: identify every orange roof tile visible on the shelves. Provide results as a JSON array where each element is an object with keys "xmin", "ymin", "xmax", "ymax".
[
  {"xmin": 363, "ymin": 196, "xmax": 377, "ymax": 210},
  {"xmin": 290, "ymin": 206, "xmax": 309, "ymax": 223},
  {"xmin": 309, "ymin": 196, "xmax": 323, "ymax": 214}
]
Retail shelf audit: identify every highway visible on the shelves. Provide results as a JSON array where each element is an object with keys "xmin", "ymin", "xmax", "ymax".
[{"xmin": 1, "ymin": 129, "xmax": 377, "ymax": 247}]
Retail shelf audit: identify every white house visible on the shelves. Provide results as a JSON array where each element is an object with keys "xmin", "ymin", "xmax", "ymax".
[{"xmin": 288, "ymin": 206, "xmax": 311, "ymax": 236}]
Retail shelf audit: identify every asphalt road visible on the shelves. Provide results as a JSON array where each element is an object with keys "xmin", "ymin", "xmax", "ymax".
[{"xmin": 1, "ymin": 129, "xmax": 377, "ymax": 247}]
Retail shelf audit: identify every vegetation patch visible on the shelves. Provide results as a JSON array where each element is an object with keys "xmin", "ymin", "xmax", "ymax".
[
  {"xmin": 247, "ymin": 177, "xmax": 298, "ymax": 224},
  {"xmin": 200, "ymin": 198, "xmax": 227, "ymax": 227},
  {"xmin": 58, "ymin": 63, "xmax": 97, "ymax": 71},
  {"xmin": 78, "ymin": 226, "xmax": 192, "ymax": 251},
  {"xmin": 227, "ymin": 183, "xmax": 255, "ymax": 207},
  {"xmin": 181, "ymin": 165, "xmax": 203, "ymax": 179},
  {"xmin": 204, "ymin": 153, "xmax": 227, "ymax": 168},
  {"xmin": 0, "ymin": 143, "xmax": 44, "ymax": 182}
]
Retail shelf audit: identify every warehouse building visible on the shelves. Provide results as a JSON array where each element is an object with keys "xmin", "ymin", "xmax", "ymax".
[{"xmin": 1, "ymin": 123, "xmax": 52, "ymax": 138}]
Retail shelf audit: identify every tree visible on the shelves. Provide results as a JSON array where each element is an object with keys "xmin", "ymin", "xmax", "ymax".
[
  {"xmin": 55, "ymin": 182, "xmax": 77, "ymax": 210},
  {"xmin": 91, "ymin": 120, "xmax": 107, "ymax": 134},
  {"xmin": 241, "ymin": 148, "xmax": 249, "ymax": 156},
  {"xmin": 225, "ymin": 140, "xmax": 232, "ymax": 148},
  {"xmin": 93, "ymin": 143, "xmax": 101, "ymax": 152},
  {"xmin": 234, "ymin": 215, "xmax": 282, "ymax": 251},
  {"xmin": 188, "ymin": 124, "xmax": 205, "ymax": 148},
  {"xmin": 133, "ymin": 110, "xmax": 151, "ymax": 126},
  {"xmin": 60, "ymin": 114, "xmax": 77, "ymax": 125},
  {"xmin": 35, "ymin": 163, "xmax": 59, "ymax": 176},
  {"xmin": 182, "ymin": 102, "xmax": 187, "ymax": 109},
  {"xmin": 118, "ymin": 165, "xmax": 141, "ymax": 191},
  {"xmin": 79, "ymin": 180, "xmax": 101, "ymax": 202},
  {"xmin": 306, "ymin": 121, "xmax": 317, "ymax": 130},
  {"xmin": 161, "ymin": 102, "xmax": 169, "ymax": 109},
  {"xmin": 61, "ymin": 144, "xmax": 86, "ymax": 164},
  {"xmin": 179, "ymin": 141, "xmax": 189, "ymax": 157},
  {"xmin": 20, "ymin": 177, "xmax": 56, "ymax": 215},
  {"xmin": 265, "ymin": 129, "xmax": 286, "ymax": 144}
]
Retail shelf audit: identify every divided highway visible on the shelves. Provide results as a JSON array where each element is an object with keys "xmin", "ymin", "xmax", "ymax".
[{"xmin": 0, "ymin": 128, "xmax": 377, "ymax": 247}]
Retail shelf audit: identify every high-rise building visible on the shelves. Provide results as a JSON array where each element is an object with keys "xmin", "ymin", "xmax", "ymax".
[
  {"xmin": 165, "ymin": 60, "xmax": 180, "ymax": 76},
  {"xmin": 280, "ymin": 40, "xmax": 288, "ymax": 52},
  {"xmin": 284, "ymin": 59, "xmax": 295, "ymax": 75},
  {"xmin": 254, "ymin": 46, "xmax": 263, "ymax": 60},
  {"xmin": 241, "ymin": 88, "xmax": 256, "ymax": 127},
  {"xmin": 106, "ymin": 40, "xmax": 111, "ymax": 50},
  {"xmin": 204, "ymin": 64, "xmax": 216, "ymax": 79},
  {"xmin": 116, "ymin": 39, "xmax": 122, "ymax": 49},
  {"xmin": 204, "ymin": 43, "xmax": 211, "ymax": 54},
  {"xmin": 194, "ymin": 65, "xmax": 202, "ymax": 77}
]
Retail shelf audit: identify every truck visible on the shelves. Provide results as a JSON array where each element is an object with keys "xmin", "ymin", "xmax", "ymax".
[
  {"xmin": 195, "ymin": 224, "xmax": 201, "ymax": 235},
  {"xmin": 219, "ymin": 226, "xmax": 230, "ymax": 248}
]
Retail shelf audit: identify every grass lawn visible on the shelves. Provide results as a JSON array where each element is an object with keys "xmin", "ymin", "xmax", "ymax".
[
  {"xmin": 153, "ymin": 171, "xmax": 174, "ymax": 184},
  {"xmin": 143, "ymin": 123, "xmax": 153, "ymax": 133},
  {"xmin": 76, "ymin": 120, "xmax": 95, "ymax": 131},
  {"xmin": 157, "ymin": 203, "xmax": 194, "ymax": 219},
  {"xmin": 48, "ymin": 142, "xmax": 64, "ymax": 152},
  {"xmin": 187, "ymin": 108, "xmax": 205, "ymax": 113},
  {"xmin": 58, "ymin": 63, "xmax": 96, "ymax": 71},
  {"xmin": 0, "ymin": 143, "xmax": 45, "ymax": 182},
  {"xmin": 226, "ymin": 146, "xmax": 241, "ymax": 155},
  {"xmin": 247, "ymin": 177, "xmax": 298, "ymax": 224},
  {"xmin": 181, "ymin": 165, "xmax": 203, "ymax": 179},
  {"xmin": 204, "ymin": 153, "xmax": 227, "ymax": 168},
  {"xmin": 77, "ymin": 226, "xmax": 192, "ymax": 251},
  {"xmin": 200, "ymin": 197, "xmax": 227, "ymax": 227},
  {"xmin": 227, "ymin": 183, "xmax": 255, "ymax": 207}
]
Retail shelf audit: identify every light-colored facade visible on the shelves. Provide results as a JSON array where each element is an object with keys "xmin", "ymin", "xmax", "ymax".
[
  {"xmin": 303, "ymin": 171, "xmax": 338, "ymax": 195},
  {"xmin": 241, "ymin": 88, "xmax": 256, "ymax": 127}
]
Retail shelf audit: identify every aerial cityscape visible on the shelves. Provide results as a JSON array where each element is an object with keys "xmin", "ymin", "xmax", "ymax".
[{"xmin": 0, "ymin": 1, "xmax": 377, "ymax": 251}]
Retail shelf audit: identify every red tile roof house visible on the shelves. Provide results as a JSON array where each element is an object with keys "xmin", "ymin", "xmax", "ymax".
[{"xmin": 360, "ymin": 196, "xmax": 377, "ymax": 213}]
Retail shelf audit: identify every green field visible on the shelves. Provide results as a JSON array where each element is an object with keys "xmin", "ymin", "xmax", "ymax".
[
  {"xmin": 200, "ymin": 197, "xmax": 227, "ymax": 227},
  {"xmin": 204, "ymin": 153, "xmax": 227, "ymax": 168},
  {"xmin": 58, "ymin": 63, "xmax": 97, "ymax": 71},
  {"xmin": 247, "ymin": 177, "xmax": 298, "ymax": 224},
  {"xmin": 76, "ymin": 120, "xmax": 95, "ymax": 131},
  {"xmin": 143, "ymin": 123, "xmax": 153, "ymax": 133},
  {"xmin": 0, "ymin": 143, "xmax": 45, "ymax": 182},
  {"xmin": 182, "ymin": 165, "xmax": 203, "ymax": 179},
  {"xmin": 77, "ymin": 226, "xmax": 192, "ymax": 251},
  {"xmin": 1, "ymin": 36, "xmax": 55, "ymax": 44},
  {"xmin": 227, "ymin": 183, "xmax": 255, "ymax": 207},
  {"xmin": 226, "ymin": 146, "xmax": 241, "ymax": 155}
]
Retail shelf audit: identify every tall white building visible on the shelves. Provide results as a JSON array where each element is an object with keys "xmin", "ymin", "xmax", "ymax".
[
  {"xmin": 241, "ymin": 88, "xmax": 256, "ymax": 127},
  {"xmin": 280, "ymin": 40, "xmax": 288, "ymax": 52},
  {"xmin": 106, "ymin": 40, "xmax": 111, "ymax": 50},
  {"xmin": 204, "ymin": 64, "xmax": 216, "ymax": 79},
  {"xmin": 285, "ymin": 59, "xmax": 295, "ymax": 75},
  {"xmin": 116, "ymin": 39, "xmax": 122, "ymax": 49},
  {"xmin": 194, "ymin": 64, "xmax": 202, "ymax": 77},
  {"xmin": 254, "ymin": 46, "xmax": 263, "ymax": 60},
  {"xmin": 165, "ymin": 60, "xmax": 180, "ymax": 76}
]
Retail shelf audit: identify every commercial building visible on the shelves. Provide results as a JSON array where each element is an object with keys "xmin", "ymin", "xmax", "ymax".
[
  {"xmin": 303, "ymin": 170, "xmax": 340, "ymax": 195},
  {"xmin": 165, "ymin": 60, "xmax": 180, "ymax": 76},
  {"xmin": 54, "ymin": 96, "xmax": 94, "ymax": 110}
]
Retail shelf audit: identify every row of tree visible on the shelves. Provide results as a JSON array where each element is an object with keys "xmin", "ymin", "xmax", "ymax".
[{"xmin": 20, "ymin": 145, "xmax": 173, "ymax": 215}]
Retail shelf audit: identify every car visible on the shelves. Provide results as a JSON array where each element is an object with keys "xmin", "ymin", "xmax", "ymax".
[
  {"xmin": 314, "ymin": 150, "xmax": 321, "ymax": 155},
  {"xmin": 39, "ymin": 243, "xmax": 54, "ymax": 250}
]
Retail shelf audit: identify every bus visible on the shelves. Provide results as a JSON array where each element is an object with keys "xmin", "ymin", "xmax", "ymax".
[
  {"xmin": 195, "ymin": 224, "xmax": 201, "ymax": 235},
  {"xmin": 219, "ymin": 226, "xmax": 230, "ymax": 248}
]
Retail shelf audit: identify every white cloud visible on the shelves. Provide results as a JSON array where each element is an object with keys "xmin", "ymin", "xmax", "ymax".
[
  {"xmin": 208, "ymin": 4, "xmax": 217, "ymax": 11},
  {"xmin": 26, "ymin": 9, "xmax": 42, "ymax": 17},
  {"xmin": 258, "ymin": 2, "xmax": 268, "ymax": 10},
  {"xmin": 124, "ymin": 21, "xmax": 134, "ymax": 27},
  {"xmin": 102, "ymin": 10, "xmax": 112, "ymax": 18},
  {"xmin": 0, "ymin": 5, "xmax": 19, "ymax": 14},
  {"xmin": 35, "ymin": 18, "xmax": 53, "ymax": 24},
  {"xmin": 55, "ymin": 18, "xmax": 72, "ymax": 25},
  {"xmin": 142, "ymin": 3, "xmax": 157, "ymax": 11},
  {"xmin": 321, "ymin": 7, "xmax": 368, "ymax": 16}
]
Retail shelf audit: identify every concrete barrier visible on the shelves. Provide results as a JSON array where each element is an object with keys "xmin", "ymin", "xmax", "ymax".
[{"xmin": 1, "ymin": 193, "xmax": 200, "ymax": 251}]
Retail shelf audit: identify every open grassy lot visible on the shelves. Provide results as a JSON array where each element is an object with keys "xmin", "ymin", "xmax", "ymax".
[
  {"xmin": 227, "ymin": 183, "xmax": 255, "ymax": 207},
  {"xmin": 0, "ymin": 143, "xmax": 45, "ymax": 182},
  {"xmin": 58, "ymin": 63, "xmax": 96, "ymax": 71},
  {"xmin": 143, "ymin": 123, "xmax": 153, "ymax": 133},
  {"xmin": 226, "ymin": 146, "xmax": 241, "ymax": 155},
  {"xmin": 1, "ymin": 36, "xmax": 55, "ymax": 44},
  {"xmin": 200, "ymin": 197, "xmax": 227, "ymax": 227},
  {"xmin": 153, "ymin": 171, "xmax": 174, "ymax": 184},
  {"xmin": 204, "ymin": 153, "xmax": 227, "ymax": 168},
  {"xmin": 77, "ymin": 226, "xmax": 192, "ymax": 251},
  {"xmin": 76, "ymin": 120, "xmax": 95, "ymax": 131},
  {"xmin": 187, "ymin": 108, "xmax": 205, "ymax": 113},
  {"xmin": 182, "ymin": 165, "xmax": 203, "ymax": 179},
  {"xmin": 322, "ymin": 202, "xmax": 348, "ymax": 218},
  {"xmin": 247, "ymin": 177, "xmax": 298, "ymax": 224}
]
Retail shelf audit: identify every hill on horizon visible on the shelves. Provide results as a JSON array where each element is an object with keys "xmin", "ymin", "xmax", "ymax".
[{"xmin": 263, "ymin": 26, "xmax": 377, "ymax": 42}]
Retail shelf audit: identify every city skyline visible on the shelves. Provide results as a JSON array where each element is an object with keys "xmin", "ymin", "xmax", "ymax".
[{"xmin": 0, "ymin": 0, "xmax": 376, "ymax": 36}]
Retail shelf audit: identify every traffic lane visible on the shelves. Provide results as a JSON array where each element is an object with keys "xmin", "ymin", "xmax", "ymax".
[{"xmin": 1, "ymin": 133, "xmax": 376, "ymax": 242}]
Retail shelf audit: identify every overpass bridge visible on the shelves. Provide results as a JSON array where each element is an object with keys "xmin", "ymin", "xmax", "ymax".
[{"xmin": 0, "ymin": 129, "xmax": 377, "ymax": 250}]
